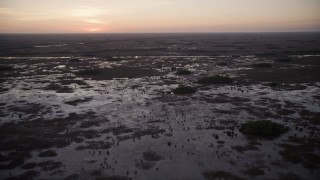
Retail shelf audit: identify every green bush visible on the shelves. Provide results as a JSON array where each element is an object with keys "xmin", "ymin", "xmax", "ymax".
[
  {"xmin": 240, "ymin": 120, "xmax": 288, "ymax": 138},
  {"xmin": 173, "ymin": 86, "xmax": 197, "ymax": 94},
  {"xmin": 198, "ymin": 75, "xmax": 233, "ymax": 84}
]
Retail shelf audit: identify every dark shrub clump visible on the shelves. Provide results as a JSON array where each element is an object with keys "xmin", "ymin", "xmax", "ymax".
[
  {"xmin": 252, "ymin": 63, "xmax": 272, "ymax": 68},
  {"xmin": 0, "ymin": 65, "xmax": 14, "ymax": 71},
  {"xmin": 78, "ymin": 69, "xmax": 102, "ymax": 76},
  {"xmin": 276, "ymin": 57, "xmax": 292, "ymax": 63},
  {"xmin": 39, "ymin": 150, "xmax": 57, "ymax": 157},
  {"xmin": 240, "ymin": 120, "xmax": 288, "ymax": 138},
  {"xmin": 173, "ymin": 86, "xmax": 197, "ymax": 94},
  {"xmin": 217, "ymin": 62, "xmax": 227, "ymax": 66},
  {"xmin": 266, "ymin": 82, "xmax": 279, "ymax": 87},
  {"xmin": 198, "ymin": 75, "xmax": 233, "ymax": 84},
  {"xmin": 203, "ymin": 171, "xmax": 245, "ymax": 180},
  {"xmin": 143, "ymin": 151, "xmax": 163, "ymax": 161},
  {"xmin": 176, "ymin": 69, "xmax": 192, "ymax": 75}
]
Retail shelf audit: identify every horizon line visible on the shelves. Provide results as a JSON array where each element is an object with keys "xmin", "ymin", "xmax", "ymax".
[{"xmin": 1, "ymin": 31, "xmax": 320, "ymax": 35}]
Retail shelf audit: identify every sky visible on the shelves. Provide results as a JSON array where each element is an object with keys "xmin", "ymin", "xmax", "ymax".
[{"xmin": 0, "ymin": 0, "xmax": 320, "ymax": 33}]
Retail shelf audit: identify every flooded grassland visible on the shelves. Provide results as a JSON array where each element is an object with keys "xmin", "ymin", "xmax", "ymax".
[{"xmin": 0, "ymin": 53, "xmax": 319, "ymax": 180}]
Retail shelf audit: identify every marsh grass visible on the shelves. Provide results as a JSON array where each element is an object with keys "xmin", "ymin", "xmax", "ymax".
[
  {"xmin": 279, "ymin": 137, "xmax": 320, "ymax": 169},
  {"xmin": 78, "ymin": 69, "xmax": 102, "ymax": 76},
  {"xmin": 240, "ymin": 120, "xmax": 288, "ymax": 138},
  {"xmin": 0, "ymin": 65, "xmax": 14, "ymax": 71},
  {"xmin": 203, "ymin": 171, "xmax": 245, "ymax": 180},
  {"xmin": 252, "ymin": 63, "xmax": 272, "ymax": 68},
  {"xmin": 276, "ymin": 57, "xmax": 293, "ymax": 63},
  {"xmin": 39, "ymin": 150, "xmax": 57, "ymax": 157},
  {"xmin": 173, "ymin": 86, "xmax": 197, "ymax": 94},
  {"xmin": 143, "ymin": 151, "xmax": 163, "ymax": 161},
  {"xmin": 231, "ymin": 144, "xmax": 259, "ymax": 153},
  {"xmin": 217, "ymin": 62, "xmax": 227, "ymax": 66},
  {"xmin": 242, "ymin": 167, "xmax": 265, "ymax": 177},
  {"xmin": 198, "ymin": 75, "xmax": 233, "ymax": 84},
  {"xmin": 175, "ymin": 69, "xmax": 192, "ymax": 75},
  {"xmin": 266, "ymin": 82, "xmax": 279, "ymax": 87}
]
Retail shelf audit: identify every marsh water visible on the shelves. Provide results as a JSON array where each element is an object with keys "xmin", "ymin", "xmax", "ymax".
[{"xmin": 0, "ymin": 33, "xmax": 320, "ymax": 180}]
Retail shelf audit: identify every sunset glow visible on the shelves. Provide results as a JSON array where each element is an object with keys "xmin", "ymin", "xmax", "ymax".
[{"xmin": 0, "ymin": 0, "xmax": 320, "ymax": 33}]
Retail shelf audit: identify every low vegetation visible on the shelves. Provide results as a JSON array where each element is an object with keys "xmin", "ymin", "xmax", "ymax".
[
  {"xmin": 38, "ymin": 150, "xmax": 57, "ymax": 157},
  {"xmin": 217, "ymin": 62, "xmax": 228, "ymax": 66},
  {"xmin": 265, "ymin": 82, "xmax": 279, "ymax": 87},
  {"xmin": 242, "ymin": 167, "xmax": 265, "ymax": 177},
  {"xmin": 68, "ymin": 58, "xmax": 80, "ymax": 63},
  {"xmin": 240, "ymin": 120, "xmax": 288, "ymax": 138},
  {"xmin": 276, "ymin": 57, "xmax": 293, "ymax": 63},
  {"xmin": 173, "ymin": 86, "xmax": 197, "ymax": 94},
  {"xmin": 175, "ymin": 69, "xmax": 192, "ymax": 75},
  {"xmin": 198, "ymin": 75, "xmax": 233, "ymax": 84},
  {"xmin": 279, "ymin": 137, "xmax": 320, "ymax": 169},
  {"xmin": 78, "ymin": 69, "xmax": 102, "ymax": 76},
  {"xmin": 252, "ymin": 63, "xmax": 272, "ymax": 68},
  {"xmin": 203, "ymin": 171, "xmax": 245, "ymax": 180},
  {"xmin": 143, "ymin": 151, "xmax": 163, "ymax": 161},
  {"xmin": 0, "ymin": 65, "xmax": 14, "ymax": 71}
]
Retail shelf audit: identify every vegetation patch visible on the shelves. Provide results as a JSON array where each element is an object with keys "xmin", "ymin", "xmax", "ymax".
[
  {"xmin": 39, "ymin": 150, "xmax": 57, "ymax": 157},
  {"xmin": 68, "ymin": 58, "xmax": 80, "ymax": 63},
  {"xmin": 217, "ymin": 62, "xmax": 227, "ymax": 66},
  {"xmin": 176, "ymin": 69, "xmax": 192, "ymax": 75},
  {"xmin": 279, "ymin": 173, "xmax": 301, "ymax": 180},
  {"xmin": 276, "ymin": 109, "xmax": 295, "ymax": 116},
  {"xmin": 265, "ymin": 82, "xmax": 279, "ymax": 87},
  {"xmin": 9, "ymin": 103, "xmax": 43, "ymax": 114},
  {"xmin": 135, "ymin": 161, "xmax": 156, "ymax": 170},
  {"xmin": 143, "ymin": 151, "xmax": 163, "ymax": 161},
  {"xmin": 80, "ymin": 120, "xmax": 103, "ymax": 128},
  {"xmin": 279, "ymin": 137, "xmax": 320, "ymax": 169},
  {"xmin": 173, "ymin": 86, "xmax": 197, "ymax": 94},
  {"xmin": 203, "ymin": 171, "xmax": 245, "ymax": 180},
  {"xmin": 276, "ymin": 57, "xmax": 293, "ymax": 63},
  {"xmin": 240, "ymin": 120, "xmax": 288, "ymax": 138},
  {"xmin": 38, "ymin": 160, "xmax": 63, "ymax": 171},
  {"xmin": 22, "ymin": 162, "xmax": 37, "ymax": 169},
  {"xmin": 102, "ymin": 125, "xmax": 135, "ymax": 136},
  {"xmin": 0, "ymin": 151, "xmax": 31, "ymax": 170},
  {"xmin": 252, "ymin": 63, "xmax": 272, "ymax": 68},
  {"xmin": 242, "ymin": 167, "xmax": 265, "ymax": 177},
  {"xmin": 96, "ymin": 176, "xmax": 128, "ymax": 180},
  {"xmin": 310, "ymin": 116, "xmax": 320, "ymax": 125},
  {"xmin": 44, "ymin": 83, "xmax": 73, "ymax": 93},
  {"xmin": 0, "ymin": 65, "xmax": 14, "ymax": 71},
  {"xmin": 313, "ymin": 95, "xmax": 320, "ymax": 100},
  {"xmin": 0, "ymin": 112, "xmax": 99, "ymax": 153},
  {"xmin": 76, "ymin": 141, "xmax": 113, "ymax": 150},
  {"xmin": 198, "ymin": 75, "xmax": 233, "ymax": 84},
  {"xmin": 232, "ymin": 144, "xmax": 259, "ymax": 153},
  {"xmin": 9, "ymin": 170, "xmax": 39, "ymax": 180},
  {"xmin": 65, "ymin": 97, "xmax": 92, "ymax": 106},
  {"xmin": 78, "ymin": 69, "xmax": 102, "ymax": 76}
]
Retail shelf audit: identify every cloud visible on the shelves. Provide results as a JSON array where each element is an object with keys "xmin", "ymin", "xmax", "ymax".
[
  {"xmin": 69, "ymin": 6, "xmax": 107, "ymax": 18},
  {"xmin": 0, "ymin": 7, "xmax": 14, "ymax": 15},
  {"xmin": 85, "ymin": 19, "xmax": 104, "ymax": 24}
]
